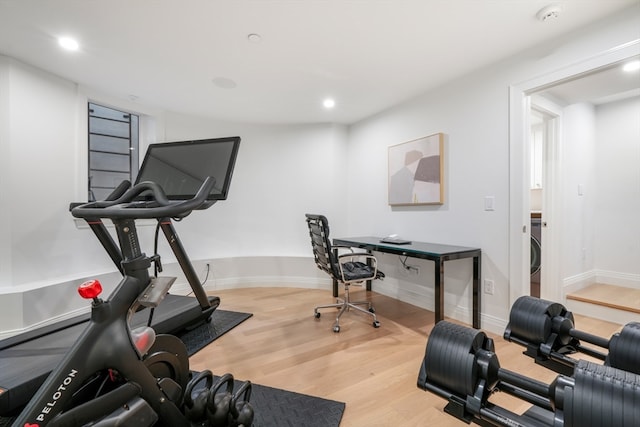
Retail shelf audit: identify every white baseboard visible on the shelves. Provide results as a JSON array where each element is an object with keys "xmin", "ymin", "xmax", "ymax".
[
  {"xmin": 562, "ymin": 271, "xmax": 596, "ymax": 295},
  {"xmin": 562, "ymin": 269, "xmax": 640, "ymax": 298},
  {"xmin": 171, "ymin": 276, "xmax": 329, "ymax": 295},
  {"xmin": 0, "ymin": 306, "xmax": 90, "ymax": 340},
  {"xmin": 594, "ymin": 270, "xmax": 640, "ymax": 289}
]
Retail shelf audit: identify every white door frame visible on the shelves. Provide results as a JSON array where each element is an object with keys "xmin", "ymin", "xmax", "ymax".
[
  {"xmin": 508, "ymin": 40, "xmax": 640, "ymax": 307},
  {"xmin": 530, "ymin": 97, "xmax": 562, "ymax": 302}
]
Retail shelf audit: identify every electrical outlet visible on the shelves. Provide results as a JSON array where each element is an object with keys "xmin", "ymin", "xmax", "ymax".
[{"xmin": 484, "ymin": 279, "xmax": 495, "ymax": 295}]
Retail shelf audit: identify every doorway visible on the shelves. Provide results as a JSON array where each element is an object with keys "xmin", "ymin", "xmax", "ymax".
[
  {"xmin": 508, "ymin": 45, "xmax": 640, "ymax": 308},
  {"xmin": 529, "ymin": 108, "xmax": 546, "ymax": 298},
  {"xmin": 528, "ymin": 103, "xmax": 560, "ymax": 299}
]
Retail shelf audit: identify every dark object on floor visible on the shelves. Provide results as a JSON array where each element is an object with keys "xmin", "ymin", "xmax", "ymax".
[
  {"xmin": 248, "ymin": 382, "xmax": 345, "ymax": 427},
  {"xmin": 179, "ymin": 309, "xmax": 253, "ymax": 356}
]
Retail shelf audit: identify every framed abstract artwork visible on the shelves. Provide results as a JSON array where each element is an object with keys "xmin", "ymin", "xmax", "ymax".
[{"xmin": 388, "ymin": 133, "xmax": 444, "ymax": 206}]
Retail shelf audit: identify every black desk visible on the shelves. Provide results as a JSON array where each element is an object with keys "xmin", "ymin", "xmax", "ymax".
[{"xmin": 332, "ymin": 236, "xmax": 481, "ymax": 328}]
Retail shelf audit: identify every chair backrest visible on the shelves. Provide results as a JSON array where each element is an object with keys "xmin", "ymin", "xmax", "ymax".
[{"xmin": 305, "ymin": 214, "xmax": 340, "ymax": 280}]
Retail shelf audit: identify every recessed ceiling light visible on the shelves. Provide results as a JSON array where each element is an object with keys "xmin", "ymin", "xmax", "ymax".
[
  {"xmin": 323, "ymin": 98, "xmax": 336, "ymax": 109},
  {"xmin": 58, "ymin": 36, "xmax": 79, "ymax": 51},
  {"xmin": 623, "ymin": 60, "xmax": 640, "ymax": 72}
]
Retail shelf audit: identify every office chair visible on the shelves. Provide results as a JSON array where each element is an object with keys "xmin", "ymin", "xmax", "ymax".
[{"xmin": 305, "ymin": 214, "xmax": 382, "ymax": 332}]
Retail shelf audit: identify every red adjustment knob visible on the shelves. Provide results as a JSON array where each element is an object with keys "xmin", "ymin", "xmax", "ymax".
[{"xmin": 78, "ymin": 279, "xmax": 103, "ymax": 299}]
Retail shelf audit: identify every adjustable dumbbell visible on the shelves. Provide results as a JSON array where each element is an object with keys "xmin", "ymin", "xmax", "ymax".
[
  {"xmin": 504, "ymin": 296, "xmax": 640, "ymax": 375},
  {"xmin": 417, "ymin": 320, "xmax": 640, "ymax": 427}
]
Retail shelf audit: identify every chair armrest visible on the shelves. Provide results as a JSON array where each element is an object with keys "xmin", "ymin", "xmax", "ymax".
[
  {"xmin": 337, "ymin": 252, "xmax": 376, "ymax": 264},
  {"xmin": 332, "ymin": 245, "xmax": 355, "ymax": 255}
]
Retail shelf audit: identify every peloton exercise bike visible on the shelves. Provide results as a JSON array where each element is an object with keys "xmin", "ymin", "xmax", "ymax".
[
  {"xmin": 0, "ymin": 137, "xmax": 240, "ymax": 415},
  {"xmin": 7, "ymin": 137, "xmax": 251, "ymax": 426}
]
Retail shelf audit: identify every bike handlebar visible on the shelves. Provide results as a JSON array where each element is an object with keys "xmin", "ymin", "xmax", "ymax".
[
  {"xmin": 71, "ymin": 176, "xmax": 216, "ymax": 220},
  {"xmin": 105, "ymin": 179, "xmax": 133, "ymax": 201}
]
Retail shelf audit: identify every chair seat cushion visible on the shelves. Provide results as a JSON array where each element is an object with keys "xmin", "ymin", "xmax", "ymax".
[{"xmin": 341, "ymin": 261, "xmax": 377, "ymax": 281}]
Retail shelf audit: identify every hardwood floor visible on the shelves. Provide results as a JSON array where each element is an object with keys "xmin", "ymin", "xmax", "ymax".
[
  {"xmin": 188, "ymin": 287, "xmax": 624, "ymax": 426},
  {"xmin": 567, "ymin": 283, "xmax": 640, "ymax": 314}
]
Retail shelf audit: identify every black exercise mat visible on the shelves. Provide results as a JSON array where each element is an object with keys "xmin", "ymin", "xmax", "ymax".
[
  {"xmin": 178, "ymin": 309, "xmax": 253, "ymax": 356},
  {"xmin": 245, "ymin": 382, "xmax": 345, "ymax": 427}
]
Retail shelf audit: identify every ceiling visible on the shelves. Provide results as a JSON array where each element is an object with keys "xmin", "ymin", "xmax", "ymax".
[
  {"xmin": 539, "ymin": 56, "xmax": 640, "ymax": 105},
  {"xmin": 0, "ymin": 0, "xmax": 638, "ymax": 125}
]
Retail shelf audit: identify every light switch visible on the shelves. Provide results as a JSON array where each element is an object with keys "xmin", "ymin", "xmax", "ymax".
[{"xmin": 484, "ymin": 196, "xmax": 495, "ymax": 211}]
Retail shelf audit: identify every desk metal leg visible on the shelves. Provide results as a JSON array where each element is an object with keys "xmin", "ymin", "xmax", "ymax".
[
  {"xmin": 366, "ymin": 251, "xmax": 373, "ymax": 292},
  {"xmin": 434, "ymin": 259, "xmax": 444, "ymax": 323},
  {"xmin": 473, "ymin": 254, "xmax": 481, "ymax": 329},
  {"xmin": 332, "ymin": 248, "xmax": 339, "ymax": 297}
]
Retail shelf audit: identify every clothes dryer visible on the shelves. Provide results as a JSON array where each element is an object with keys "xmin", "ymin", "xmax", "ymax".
[{"xmin": 530, "ymin": 217, "xmax": 542, "ymax": 297}]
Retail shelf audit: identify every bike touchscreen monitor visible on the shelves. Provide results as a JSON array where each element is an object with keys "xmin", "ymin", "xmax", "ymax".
[{"xmin": 136, "ymin": 136, "xmax": 241, "ymax": 201}]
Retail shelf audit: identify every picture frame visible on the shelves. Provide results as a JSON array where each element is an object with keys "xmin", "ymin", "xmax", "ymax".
[{"xmin": 388, "ymin": 133, "xmax": 444, "ymax": 206}]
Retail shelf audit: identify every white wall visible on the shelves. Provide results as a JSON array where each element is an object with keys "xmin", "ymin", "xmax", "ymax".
[
  {"xmin": 0, "ymin": 58, "xmax": 120, "ymax": 332},
  {"xmin": 0, "ymin": 56, "xmax": 10, "ymax": 289},
  {"xmin": 346, "ymin": 66, "xmax": 512, "ymax": 327},
  {"xmin": 561, "ymin": 103, "xmax": 597, "ymax": 280},
  {"xmin": 555, "ymin": 96, "xmax": 640, "ymax": 294},
  {"xmin": 159, "ymin": 113, "xmax": 350, "ymax": 260},
  {"xmin": 594, "ymin": 96, "xmax": 640, "ymax": 283},
  {"xmin": 1, "ymin": 58, "xmax": 85, "ymax": 288},
  {"xmin": 1, "ymin": 6, "xmax": 639, "ymax": 335},
  {"xmin": 345, "ymin": 8, "xmax": 640, "ymax": 330}
]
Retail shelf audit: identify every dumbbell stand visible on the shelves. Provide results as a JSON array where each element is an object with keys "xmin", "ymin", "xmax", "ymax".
[
  {"xmin": 422, "ymin": 380, "xmax": 555, "ymax": 427},
  {"xmin": 569, "ymin": 328, "xmax": 610, "ymax": 350},
  {"xmin": 496, "ymin": 370, "xmax": 554, "ymax": 411},
  {"xmin": 508, "ymin": 334, "xmax": 590, "ymax": 377},
  {"xmin": 479, "ymin": 403, "xmax": 556, "ymax": 427},
  {"xmin": 506, "ymin": 326, "xmax": 608, "ymax": 377}
]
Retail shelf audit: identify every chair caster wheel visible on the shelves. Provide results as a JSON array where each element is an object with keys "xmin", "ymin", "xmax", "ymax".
[
  {"xmin": 373, "ymin": 321, "xmax": 380, "ymax": 328},
  {"xmin": 368, "ymin": 307, "xmax": 375, "ymax": 314},
  {"xmin": 333, "ymin": 325, "xmax": 340, "ymax": 333},
  {"xmin": 314, "ymin": 312, "xmax": 321, "ymax": 319}
]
